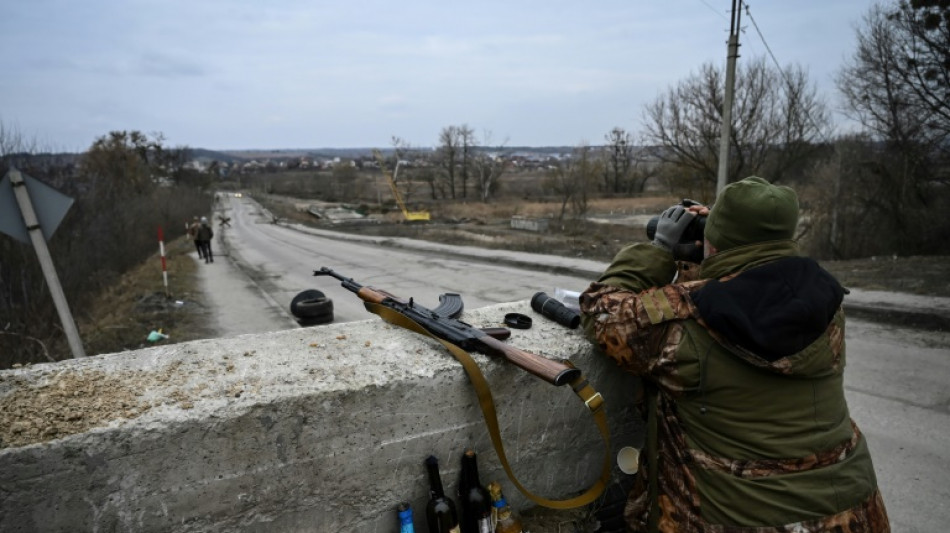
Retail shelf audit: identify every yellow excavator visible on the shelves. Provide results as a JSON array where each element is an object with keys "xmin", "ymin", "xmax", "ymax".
[{"xmin": 372, "ymin": 149, "xmax": 430, "ymax": 222}]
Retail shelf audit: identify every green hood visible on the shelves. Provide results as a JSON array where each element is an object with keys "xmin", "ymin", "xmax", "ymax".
[{"xmin": 699, "ymin": 239, "xmax": 801, "ymax": 278}]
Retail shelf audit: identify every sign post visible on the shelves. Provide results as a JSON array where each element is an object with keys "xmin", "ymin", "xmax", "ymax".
[{"xmin": 1, "ymin": 168, "xmax": 85, "ymax": 358}]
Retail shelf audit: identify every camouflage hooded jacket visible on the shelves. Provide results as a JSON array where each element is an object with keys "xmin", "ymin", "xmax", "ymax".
[{"xmin": 580, "ymin": 241, "xmax": 890, "ymax": 532}]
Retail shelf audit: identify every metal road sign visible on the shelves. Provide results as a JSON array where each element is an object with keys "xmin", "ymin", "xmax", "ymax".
[
  {"xmin": 0, "ymin": 169, "xmax": 74, "ymax": 243},
  {"xmin": 0, "ymin": 167, "xmax": 85, "ymax": 358}
]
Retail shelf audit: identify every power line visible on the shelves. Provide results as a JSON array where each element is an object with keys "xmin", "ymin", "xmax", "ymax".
[
  {"xmin": 697, "ymin": 0, "xmax": 729, "ymax": 23},
  {"xmin": 743, "ymin": 4, "xmax": 782, "ymax": 75},
  {"xmin": 742, "ymin": 3, "xmax": 834, "ymax": 144}
]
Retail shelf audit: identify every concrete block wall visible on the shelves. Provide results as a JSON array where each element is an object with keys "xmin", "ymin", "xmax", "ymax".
[
  {"xmin": 0, "ymin": 301, "xmax": 643, "ymax": 532},
  {"xmin": 510, "ymin": 216, "xmax": 550, "ymax": 232}
]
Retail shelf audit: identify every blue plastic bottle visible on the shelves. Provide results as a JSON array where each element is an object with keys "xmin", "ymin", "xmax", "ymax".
[{"xmin": 397, "ymin": 501, "xmax": 415, "ymax": 533}]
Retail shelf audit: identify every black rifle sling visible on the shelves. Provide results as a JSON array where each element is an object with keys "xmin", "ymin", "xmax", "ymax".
[{"xmin": 366, "ymin": 302, "xmax": 612, "ymax": 509}]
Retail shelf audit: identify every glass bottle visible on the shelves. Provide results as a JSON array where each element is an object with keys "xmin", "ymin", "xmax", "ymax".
[
  {"xmin": 488, "ymin": 481, "xmax": 524, "ymax": 533},
  {"xmin": 457, "ymin": 449, "xmax": 492, "ymax": 533},
  {"xmin": 397, "ymin": 502, "xmax": 415, "ymax": 533},
  {"xmin": 425, "ymin": 455, "xmax": 461, "ymax": 533}
]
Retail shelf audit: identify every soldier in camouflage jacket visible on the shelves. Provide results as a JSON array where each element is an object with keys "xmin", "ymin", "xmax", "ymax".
[{"xmin": 580, "ymin": 177, "xmax": 889, "ymax": 532}]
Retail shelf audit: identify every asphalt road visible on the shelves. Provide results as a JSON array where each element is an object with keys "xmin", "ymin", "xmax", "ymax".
[
  {"xmin": 210, "ymin": 194, "xmax": 596, "ymax": 326},
  {"xmin": 199, "ymin": 193, "xmax": 949, "ymax": 532}
]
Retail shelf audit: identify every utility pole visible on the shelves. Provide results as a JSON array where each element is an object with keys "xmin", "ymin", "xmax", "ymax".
[{"xmin": 716, "ymin": 0, "xmax": 742, "ymax": 195}]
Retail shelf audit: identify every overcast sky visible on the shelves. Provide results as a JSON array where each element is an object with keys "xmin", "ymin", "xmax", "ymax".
[{"xmin": 1, "ymin": 0, "xmax": 874, "ymax": 152}]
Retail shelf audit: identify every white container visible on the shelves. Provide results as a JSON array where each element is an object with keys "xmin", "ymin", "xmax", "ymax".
[{"xmin": 553, "ymin": 288, "xmax": 581, "ymax": 311}]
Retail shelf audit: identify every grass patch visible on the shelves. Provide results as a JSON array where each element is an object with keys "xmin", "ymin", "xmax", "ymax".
[
  {"xmin": 79, "ymin": 236, "xmax": 215, "ymax": 356},
  {"xmin": 819, "ymin": 255, "xmax": 950, "ymax": 297}
]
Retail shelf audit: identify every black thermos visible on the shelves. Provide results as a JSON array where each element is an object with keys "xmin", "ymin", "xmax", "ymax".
[{"xmin": 531, "ymin": 292, "xmax": 580, "ymax": 329}]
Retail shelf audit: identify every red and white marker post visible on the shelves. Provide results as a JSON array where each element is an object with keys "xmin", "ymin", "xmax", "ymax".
[{"xmin": 158, "ymin": 226, "xmax": 169, "ymax": 297}]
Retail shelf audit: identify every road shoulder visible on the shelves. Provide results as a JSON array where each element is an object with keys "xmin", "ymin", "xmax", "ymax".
[{"xmin": 191, "ymin": 245, "xmax": 296, "ymax": 339}]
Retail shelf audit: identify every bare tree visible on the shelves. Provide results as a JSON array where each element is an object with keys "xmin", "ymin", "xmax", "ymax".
[
  {"xmin": 833, "ymin": 1, "xmax": 950, "ymax": 256},
  {"xmin": 436, "ymin": 124, "xmax": 478, "ymax": 200},
  {"xmin": 838, "ymin": 5, "xmax": 927, "ymax": 146},
  {"xmin": 547, "ymin": 144, "xmax": 601, "ymax": 220},
  {"xmin": 801, "ymin": 134, "xmax": 890, "ymax": 258},
  {"xmin": 417, "ymin": 166, "xmax": 443, "ymax": 201},
  {"xmin": 629, "ymin": 148, "xmax": 661, "ymax": 195},
  {"xmin": 389, "ymin": 136, "xmax": 422, "ymax": 206},
  {"xmin": 162, "ymin": 145, "xmax": 209, "ymax": 189},
  {"xmin": 642, "ymin": 57, "xmax": 829, "ymax": 194},
  {"xmin": 459, "ymin": 125, "xmax": 475, "ymax": 199},
  {"xmin": 438, "ymin": 126, "xmax": 460, "ymax": 199},
  {"xmin": 81, "ymin": 131, "xmax": 161, "ymax": 200},
  {"xmin": 471, "ymin": 130, "xmax": 508, "ymax": 202},
  {"xmin": 603, "ymin": 127, "xmax": 634, "ymax": 194},
  {"xmin": 547, "ymin": 161, "xmax": 575, "ymax": 221},
  {"xmin": 888, "ymin": 0, "xmax": 950, "ymax": 149},
  {"xmin": 0, "ymin": 120, "xmax": 33, "ymax": 159}
]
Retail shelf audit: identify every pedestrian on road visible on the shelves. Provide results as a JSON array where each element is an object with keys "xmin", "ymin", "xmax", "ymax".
[
  {"xmin": 187, "ymin": 216, "xmax": 203, "ymax": 259},
  {"xmin": 580, "ymin": 176, "xmax": 890, "ymax": 532},
  {"xmin": 196, "ymin": 216, "xmax": 214, "ymax": 263}
]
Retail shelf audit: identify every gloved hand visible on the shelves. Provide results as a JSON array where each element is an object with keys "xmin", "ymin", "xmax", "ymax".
[{"xmin": 652, "ymin": 205, "xmax": 696, "ymax": 252}]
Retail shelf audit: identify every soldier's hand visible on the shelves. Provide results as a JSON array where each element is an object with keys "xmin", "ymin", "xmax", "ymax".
[{"xmin": 652, "ymin": 205, "xmax": 696, "ymax": 252}]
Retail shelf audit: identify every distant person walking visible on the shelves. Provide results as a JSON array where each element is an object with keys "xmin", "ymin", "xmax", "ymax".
[
  {"xmin": 196, "ymin": 216, "xmax": 214, "ymax": 263},
  {"xmin": 187, "ymin": 216, "xmax": 203, "ymax": 259}
]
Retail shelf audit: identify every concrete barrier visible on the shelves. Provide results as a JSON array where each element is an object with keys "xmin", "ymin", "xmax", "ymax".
[
  {"xmin": 510, "ymin": 216, "xmax": 550, "ymax": 232},
  {"xmin": 0, "ymin": 301, "xmax": 642, "ymax": 532}
]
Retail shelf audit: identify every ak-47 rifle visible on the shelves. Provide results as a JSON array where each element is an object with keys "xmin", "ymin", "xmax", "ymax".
[
  {"xmin": 314, "ymin": 266, "xmax": 611, "ymax": 509},
  {"xmin": 314, "ymin": 267, "xmax": 580, "ymax": 386}
]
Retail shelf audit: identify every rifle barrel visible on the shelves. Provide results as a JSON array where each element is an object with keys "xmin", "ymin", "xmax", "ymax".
[{"xmin": 314, "ymin": 267, "xmax": 363, "ymax": 293}]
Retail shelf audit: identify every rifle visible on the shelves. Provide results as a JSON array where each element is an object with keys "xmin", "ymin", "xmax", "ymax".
[
  {"xmin": 313, "ymin": 267, "xmax": 581, "ymax": 386},
  {"xmin": 314, "ymin": 266, "xmax": 611, "ymax": 510}
]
